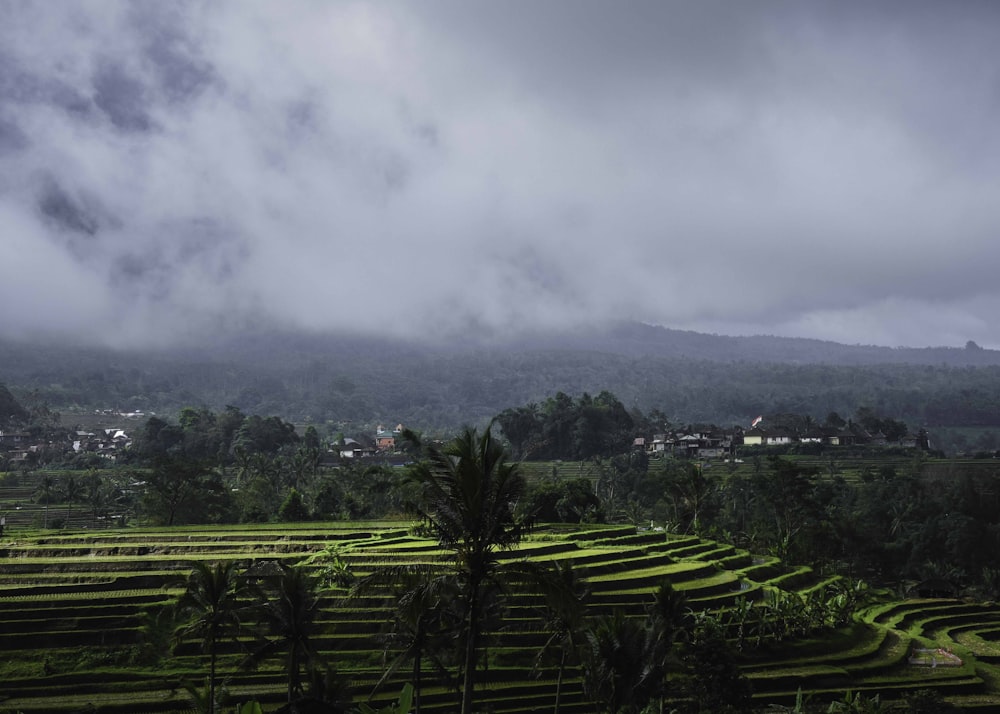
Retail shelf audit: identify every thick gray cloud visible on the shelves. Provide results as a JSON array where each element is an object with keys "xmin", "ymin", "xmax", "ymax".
[{"xmin": 2, "ymin": 1, "xmax": 999, "ymax": 348}]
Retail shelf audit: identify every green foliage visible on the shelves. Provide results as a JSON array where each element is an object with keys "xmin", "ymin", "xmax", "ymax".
[
  {"xmin": 182, "ymin": 676, "xmax": 230, "ymax": 714},
  {"xmin": 3, "ymin": 521, "xmax": 1000, "ymax": 712},
  {"xmin": 356, "ymin": 683, "xmax": 414, "ymax": 714},
  {"xmin": 583, "ymin": 610, "xmax": 659, "ymax": 714},
  {"xmin": 142, "ymin": 456, "xmax": 234, "ymax": 526},
  {"xmin": 764, "ymin": 688, "xmax": 812, "ymax": 713},
  {"xmin": 404, "ymin": 425, "xmax": 528, "ymax": 714},
  {"xmin": 0, "ymin": 382, "xmax": 31, "ymax": 424},
  {"xmin": 175, "ymin": 561, "xmax": 257, "ymax": 714},
  {"xmin": 900, "ymin": 688, "xmax": 961, "ymax": 713},
  {"xmin": 245, "ymin": 564, "xmax": 327, "ymax": 706},
  {"xmin": 825, "ymin": 690, "xmax": 888, "ymax": 713},
  {"xmin": 673, "ymin": 612, "xmax": 752, "ymax": 714},
  {"xmin": 497, "ymin": 391, "xmax": 636, "ymax": 460},
  {"xmin": 136, "ymin": 602, "xmax": 180, "ymax": 666},
  {"xmin": 278, "ymin": 488, "xmax": 310, "ymax": 522},
  {"xmin": 307, "ymin": 544, "xmax": 355, "ymax": 588},
  {"xmin": 522, "ymin": 475, "xmax": 602, "ymax": 523},
  {"xmin": 235, "ymin": 415, "xmax": 299, "ymax": 454},
  {"xmin": 663, "ymin": 462, "xmax": 717, "ymax": 535},
  {"xmin": 13, "ymin": 327, "xmax": 1000, "ymax": 439}
]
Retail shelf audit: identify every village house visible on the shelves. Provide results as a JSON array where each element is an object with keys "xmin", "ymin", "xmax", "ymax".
[
  {"xmin": 649, "ymin": 433, "xmax": 670, "ymax": 454},
  {"xmin": 0, "ymin": 430, "xmax": 29, "ymax": 449},
  {"xmin": 800, "ymin": 427, "xmax": 829, "ymax": 444},
  {"xmin": 335, "ymin": 438, "xmax": 376, "ymax": 459},
  {"xmin": 643, "ymin": 428, "xmax": 737, "ymax": 459},
  {"xmin": 71, "ymin": 428, "xmax": 132, "ymax": 460},
  {"xmin": 374, "ymin": 424, "xmax": 404, "ymax": 451},
  {"xmin": 640, "ymin": 418, "xmax": 920, "ymax": 459}
]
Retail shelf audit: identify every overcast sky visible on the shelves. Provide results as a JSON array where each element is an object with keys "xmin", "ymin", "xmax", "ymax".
[{"xmin": 3, "ymin": 1, "xmax": 1000, "ymax": 349}]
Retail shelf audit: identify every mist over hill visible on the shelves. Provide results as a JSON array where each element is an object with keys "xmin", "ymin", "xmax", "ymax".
[
  {"xmin": 504, "ymin": 322, "xmax": 1000, "ymax": 366},
  {"xmin": 3, "ymin": 323, "xmax": 1000, "ymax": 435}
]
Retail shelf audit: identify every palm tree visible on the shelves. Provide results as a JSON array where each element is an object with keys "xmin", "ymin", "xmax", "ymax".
[
  {"xmin": 534, "ymin": 561, "xmax": 591, "ymax": 714},
  {"xmin": 82, "ymin": 470, "xmax": 108, "ymax": 528},
  {"xmin": 33, "ymin": 474, "xmax": 57, "ymax": 505},
  {"xmin": 403, "ymin": 425, "xmax": 528, "ymax": 714},
  {"xmin": 582, "ymin": 610, "xmax": 656, "ymax": 714},
  {"xmin": 61, "ymin": 474, "xmax": 83, "ymax": 523},
  {"xmin": 668, "ymin": 463, "xmax": 715, "ymax": 534},
  {"xmin": 246, "ymin": 564, "xmax": 326, "ymax": 707},
  {"xmin": 645, "ymin": 580, "xmax": 690, "ymax": 704},
  {"xmin": 355, "ymin": 569, "xmax": 457, "ymax": 714},
  {"xmin": 175, "ymin": 561, "xmax": 255, "ymax": 714}
]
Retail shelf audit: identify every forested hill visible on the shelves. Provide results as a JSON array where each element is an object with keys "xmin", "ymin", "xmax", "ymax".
[
  {"xmin": 509, "ymin": 321, "xmax": 1000, "ymax": 366},
  {"xmin": 2, "ymin": 323, "xmax": 1000, "ymax": 432}
]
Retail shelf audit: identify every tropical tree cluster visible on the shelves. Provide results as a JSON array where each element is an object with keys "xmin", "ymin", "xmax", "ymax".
[
  {"xmin": 495, "ymin": 391, "xmax": 642, "ymax": 460},
  {"xmin": 511, "ymin": 439, "xmax": 1000, "ymax": 597},
  {"xmin": 173, "ymin": 560, "xmax": 351, "ymax": 714},
  {"xmin": 114, "ymin": 407, "xmax": 408, "ymax": 526},
  {"xmin": 25, "ymin": 468, "xmax": 137, "ymax": 529}
]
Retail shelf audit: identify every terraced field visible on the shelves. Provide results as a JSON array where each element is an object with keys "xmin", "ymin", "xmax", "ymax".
[{"xmin": 2, "ymin": 522, "xmax": 999, "ymax": 712}]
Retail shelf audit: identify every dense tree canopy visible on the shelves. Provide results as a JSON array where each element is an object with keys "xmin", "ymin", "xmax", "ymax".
[
  {"xmin": 496, "ymin": 391, "xmax": 635, "ymax": 460},
  {"xmin": 0, "ymin": 383, "xmax": 30, "ymax": 424},
  {"xmin": 12, "ymin": 330, "xmax": 1000, "ymax": 436}
]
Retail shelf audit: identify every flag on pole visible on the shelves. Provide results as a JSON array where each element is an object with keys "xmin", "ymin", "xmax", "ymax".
[{"xmin": 751, "ymin": 416, "xmax": 763, "ymax": 428}]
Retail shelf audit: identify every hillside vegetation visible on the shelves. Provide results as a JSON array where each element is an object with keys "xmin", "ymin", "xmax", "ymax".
[{"xmin": 4, "ymin": 325, "xmax": 1000, "ymax": 442}]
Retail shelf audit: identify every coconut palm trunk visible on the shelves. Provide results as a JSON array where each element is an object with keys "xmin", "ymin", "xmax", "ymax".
[
  {"xmin": 176, "ymin": 561, "xmax": 253, "ymax": 714},
  {"xmin": 403, "ymin": 425, "xmax": 528, "ymax": 714},
  {"xmin": 460, "ymin": 571, "xmax": 483, "ymax": 714}
]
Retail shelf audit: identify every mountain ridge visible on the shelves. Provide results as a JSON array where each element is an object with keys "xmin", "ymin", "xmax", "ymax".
[
  {"xmin": 3, "ymin": 321, "xmax": 995, "ymax": 367},
  {"xmin": 3, "ymin": 323, "xmax": 1000, "ymax": 437}
]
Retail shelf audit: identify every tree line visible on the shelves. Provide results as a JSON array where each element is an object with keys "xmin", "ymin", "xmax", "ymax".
[
  {"xmin": 16, "ymin": 406, "xmax": 411, "ymax": 529},
  {"xmin": 19, "ymin": 396, "xmax": 1000, "ymax": 601},
  {"xmin": 10, "ymin": 329, "xmax": 1000, "ymax": 435},
  {"xmin": 576, "ymin": 453, "xmax": 1000, "ymax": 599}
]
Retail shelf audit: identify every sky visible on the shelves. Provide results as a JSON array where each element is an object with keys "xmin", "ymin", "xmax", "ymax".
[{"xmin": 2, "ymin": 1, "xmax": 1000, "ymax": 349}]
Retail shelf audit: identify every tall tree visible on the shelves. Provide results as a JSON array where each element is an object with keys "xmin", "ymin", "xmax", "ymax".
[
  {"xmin": 33, "ymin": 474, "xmax": 58, "ymax": 505},
  {"xmin": 355, "ymin": 569, "xmax": 457, "ymax": 714},
  {"xmin": 496, "ymin": 403, "xmax": 541, "ymax": 460},
  {"xmin": 82, "ymin": 470, "xmax": 110, "ymax": 528},
  {"xmin": 247, "ymin": 564, "xmax": 327, "ymax": 707},
  {"xmin": 403, "ymin": 425, "xmax": 528, "ymax": 714},
  {"xmin": 175, "ymin": 561, "xmax": 255, "ymax": 714},
  {"xmin": 582, "ymin": 610, "xmax": 658, "ymax": 714},
  {"xmin": 142, "ymin": 456, "xmax": 232, "ymax": 526},
  {"xmin": 534, "ymin": 561, "xmax": 591, "ymax": 714},
  {"xmin": 0, "ymin": 383, "xmax": 30, "ymax": 424},
  {"xmin": 61, "ymin": 474, "xmax": 83, "ymax": 522},
  {"xmin": 666, "ymin": 463, "xmax": 716, "ymax": 534},
  {"xmin": 673, "ymin": 613, "xmax": 752, "ymax": 714},
  {"xmin": 645, "ymin": 581, "xmax": 691, "ymax": 712}
]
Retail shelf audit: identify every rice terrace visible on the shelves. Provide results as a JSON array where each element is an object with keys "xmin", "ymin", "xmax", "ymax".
[
  {"xmin": 7, "ymin": 0, "xmax": 1000, "ymax": 709},
  {"xmin": 3, "ymin": 518, "xmax": 1000, "ymax": 712},
  {"xmin": 4, "ymin": 389, "xmax": 1000, "ymax": 712}
]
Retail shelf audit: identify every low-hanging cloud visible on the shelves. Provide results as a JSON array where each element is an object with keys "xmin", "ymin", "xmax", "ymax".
[{"xmin": 2, "ymin": 1, "xmax": 1000, "ymax": 349}]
